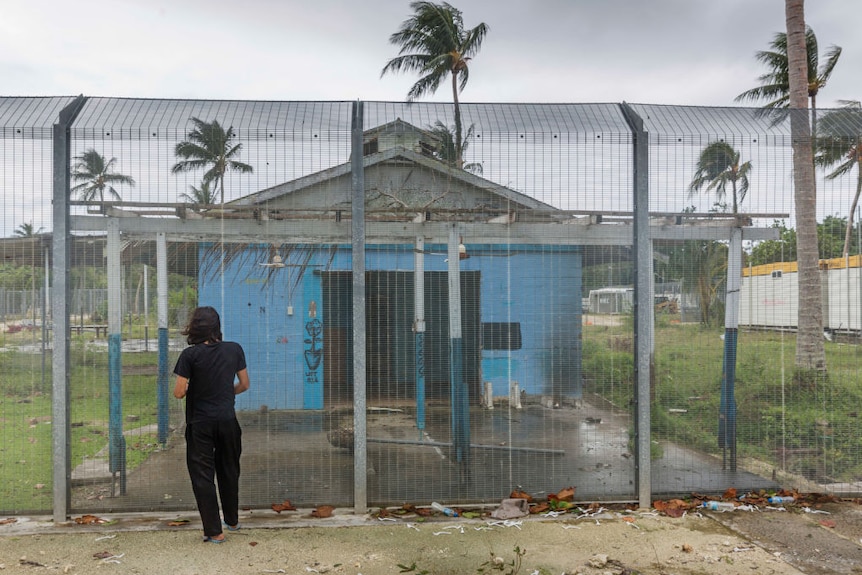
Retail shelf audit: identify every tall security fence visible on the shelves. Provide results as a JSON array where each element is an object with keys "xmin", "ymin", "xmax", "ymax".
[{"xmin": 1, "ymin": 97, "xmax": 861, "ymax": 521}]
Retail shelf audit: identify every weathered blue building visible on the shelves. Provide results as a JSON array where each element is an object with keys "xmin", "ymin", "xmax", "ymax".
[{"xmin": 200, "ymin": 120, "xmax": 583, "ymax": 411}]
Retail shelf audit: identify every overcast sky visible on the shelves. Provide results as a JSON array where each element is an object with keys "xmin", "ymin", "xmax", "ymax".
[{"xmin": 2, "ymin": 0, "xmax": 859, "ymax": 108}]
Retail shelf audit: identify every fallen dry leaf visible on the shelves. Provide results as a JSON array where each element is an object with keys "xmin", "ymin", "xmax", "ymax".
[
  {"xmin": 819, "ymin": 519, "xmax": 837, "ymax": 528},
  {"xmin": 74, "ymin": 514, "xmax": 107, "ymax": 525},
  {"xmin": 93, "ymin": 551, "xmax": 114, "ymax": 559},
  {"xmin": 311, "ymin": 505, "xmax": 335, "ymax": 518},
  {"xmin": 271, "ymin": 499, "xmax": 297, "ymax": 513},
  {"xmin": 166, "ymin": 519, "xmax": 190, "ymax": 527},
  {"xmin": 682, "ymin": 543, "xmax": 693, "ymax": 553},
  {"xmin": 0, "ymin": 518, "xmax": 18, "ymax": 525},
  {"xmin": 529, "ymin": 502, "xmax": 549, "ymax": 514},
  {"xmin": 621, "ymin": 516, "xmax": 636, "ymax": 523},
  {"xmin": 249, "ymin": 541, "xmax": 258, "ymax": 547},
  {"xmin": 509, "ymin": 489, "xmax": 533, "ymax": 502},
  {"xmin": 552, "ymin": 487, "xmax": 576, "ymax": 502}
]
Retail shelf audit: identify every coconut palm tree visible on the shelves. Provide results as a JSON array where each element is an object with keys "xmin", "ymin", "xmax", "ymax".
[
  {"xmin": 428, "ymin": 120, "xmax": 482, "ymax": 174},
  {"xmin": 13, "ymin": 222, "xmax": 43, "ymax": 237},
  {"xmin": 816, "ymin": 101, "xmax": 862, "ymax": 258},
  {"xmin": 688, "ymin": 141, "xmax": 752, "ymax": 214},
  {"xmin": 382, "ymin": 1, "xmax": 488, "ymax": 169},
  {"xmin": 734, "ymin": 26, "xmax": 841, "ymax": 137},
  {"xmin": 171, "ymin": 118, "xmax": 253, "ymax": 205},
  {"xmin": 179, "ymin": 179, "xmax": 218, "ymax": 210},
  {"xmin": 70, "ymin": 149, "xmax": 136, "ymax": 206},
  {"xmin": 785, "ymin": 0, "xmax": 826, "ymax": 373}
]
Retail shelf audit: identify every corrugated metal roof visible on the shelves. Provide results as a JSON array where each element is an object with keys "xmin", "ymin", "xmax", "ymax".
[
  {"xmin": 0, "ymin": 96, "xmax": 80, "ymax": 138},
  {"xmin": 71, "ymin": 99, "xmax": 354, "ymax": 139}
]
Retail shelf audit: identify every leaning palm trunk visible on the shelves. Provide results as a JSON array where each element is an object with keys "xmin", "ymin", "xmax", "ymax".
[
  {"xmin": 452, "ymin": 71, "xmax": 463, "ymax": 169},
  {"xmin": 786, "ymin": 0, "xmax": 826, "ymax": 371}
]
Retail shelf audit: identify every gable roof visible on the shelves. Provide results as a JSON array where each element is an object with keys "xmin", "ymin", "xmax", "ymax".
[{"xmin": 232, "ymin": 144, "xmax": 556, "ymax": 220}]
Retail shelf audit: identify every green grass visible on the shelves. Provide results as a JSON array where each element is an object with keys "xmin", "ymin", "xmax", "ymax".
[
  {"xmin": 583, "ymin": 318, "xmax": 862, "ymax": 482},
  {"xmin": 0, "ymin": 340, "xmax": 166, "ymax": 512}
]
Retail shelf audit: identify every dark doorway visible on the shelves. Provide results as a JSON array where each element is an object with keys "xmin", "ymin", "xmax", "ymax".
[{"xmin": 322, "ymin": 270, "xmax": 480, "ymax": 406}]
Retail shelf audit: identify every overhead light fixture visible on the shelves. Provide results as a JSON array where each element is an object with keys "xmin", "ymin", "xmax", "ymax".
[{"xmin": 259, "ymin": 254, "xmax": 286, "ymax": 268}]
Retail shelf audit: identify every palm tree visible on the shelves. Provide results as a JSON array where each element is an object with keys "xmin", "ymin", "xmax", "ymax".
[
  {"xmin": 735, "ymin": 26, "xmax": 841, "ymax": 137},
  {"xmin": 786, "ymin": 0, "xmax": 826, "ymax": 373},
  {"xmin": 13, "ymin": 222, "xmax": 43, "ymax": 237},
  {"xmin": 816, "ymin": 101, "xmax": 862, "ymax": 258},
  {"xmin": 382, "ymin": 1, "xmax": 488, "ymax": 169},
  {"xmin": 428, "ymin": 120, "xmax": 482, "ymax": 174},
  {"xmin": 179, "ymin": 179, "xmax": 218, "ymax": 210},
  {"xmin": 688, "ymin": 141, "xmax": 752, "ymax": 214},
  {"xmin": 70, "ymin": 149, "xmax": 136, "ymax": 206},
  {"xmin": 171, "ymin": 118, "xmax": 253, "ymax": 205}
]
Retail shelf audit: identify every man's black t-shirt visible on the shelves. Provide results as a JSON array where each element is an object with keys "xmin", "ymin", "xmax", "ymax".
[{"xmin": 174, "ymin": 341, "xmax": 247, "ymax": 424}]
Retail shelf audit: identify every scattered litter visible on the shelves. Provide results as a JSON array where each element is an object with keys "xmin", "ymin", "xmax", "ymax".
[
  {"xmin": 486, "ymin": 519, "xmax": 523, "ymax": 529},
  {"xmin": 733, "ymin": 546, "xmax": 755, "ymax": 552},
  {"xmin": 561, "ymin": 525, "xmax": 581, "ymax": 530},
  {"xmin": 261, "ymin": 570, "xmax": 285, "ymax": 573},
  {"xmin": 803, "ymin": 507, "xmax": 831, "ymax": 514},
  {"xmin": 540, "ymin": 510, "xmax": 567, "ymax": 518},
  {"xmin": 405, "ymin": 523, "xmax": 420, "ymax": 531},
  {"xmin": 97, "ymin": 553, "xmax": 124, "ymax": 564},
  {"xmin": 432, "ymin": 531, "xmax": 451, "ymax": 536},
  {"xmin": 94, "ymin": 534, "xmax": 116, "ymax": 542},
  {"xmin": 377, "ymin": 516, "xmax": 397, "ymax": 522}
]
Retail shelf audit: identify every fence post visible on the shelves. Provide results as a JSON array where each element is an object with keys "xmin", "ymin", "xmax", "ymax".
[
  {"xmin": 52, "ymin": 95, "xmax": 85, "ymax": 523},
  {"xmin": 351, "ymin": 101, "xmax": 367, "ymax": 514},
  {"xmin": 157, "ymin": 232, "xmax": 170, "ymax": 445},
  {"xmin": 621, "ymin": 103, "xmax": 652, "ymax": 509}
]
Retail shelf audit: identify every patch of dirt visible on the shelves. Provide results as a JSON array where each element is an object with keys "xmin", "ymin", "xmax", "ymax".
[
  {"xmin": 2, "ymin": 501, "xmax": 861, "ymax": 574},
  {"xmin": 711, "ymin": 500, "xmax": 862, "ymax": 575}
]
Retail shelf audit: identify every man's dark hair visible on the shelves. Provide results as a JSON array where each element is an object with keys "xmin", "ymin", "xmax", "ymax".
[{"xmin": 182, "ymin": 306, "xmax": 223, "ymax": 345}]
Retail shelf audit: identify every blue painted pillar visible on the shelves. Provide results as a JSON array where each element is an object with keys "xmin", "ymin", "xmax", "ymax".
[
  {"xmin": 107, "ymin": 219, "xmax": 126, "ymax": 495},
  {"xmin": 156, "ymin": 232, "xmax": 169, "ymax": 445},
  {"xmin": 414, "ymin": 237, "xmax": 426, "ymax": 436},
  {"xmin": 447, "ymin": 227, "xmax": 469, "ymax": 469},
  {"xmin": 719, "ymin": 227, "xmax": 742, "ymax": 471}
]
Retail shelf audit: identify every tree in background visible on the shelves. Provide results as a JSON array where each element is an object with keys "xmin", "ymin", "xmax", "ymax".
[
  {"xmin": 171, "ymin": 118, "xmax": 253, "ymax": 205},
  {"xmin": 71, "ymin": 149, "xmax": 136, "ymax": 205},
  {"xmin": 382, "ymin": 1, "xmax": 488, "ymax": 169},
  {"xmin": 816, "ymin": 101, "xmax": 862, "ymax": 258},
  {"xmin": 179, "ymin": 180, "xmax": 218, "ymax": 210},
  {"xmin": 13, "ymin": 222, "xmax": 43, "ymax": 237},
  {"xmin": 747, "ymin": 217, "xmax": 856, "ymax": 266},
  {"xmin": 785, "ymin": 0, "xmax": 826, "ymax": 373},
  {"xmin": 734, "ymin": 25, "xmax": 841, "ymax": 138},
  {"xmin": 428, "ymin": 120, "xmax": 483, "ymax": 174},
  {"xmin": 688, "ymin": 141, "xmax": 752, "ymax": 214}
]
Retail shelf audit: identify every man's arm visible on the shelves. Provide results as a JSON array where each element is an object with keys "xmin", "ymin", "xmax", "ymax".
[
  {"xmin": 173, "ymin": 375, "xmax": 189, "ymax": 399},
  {"xmin": 234, "ymin": 368, "xmax": 250, "ymax": 395}
]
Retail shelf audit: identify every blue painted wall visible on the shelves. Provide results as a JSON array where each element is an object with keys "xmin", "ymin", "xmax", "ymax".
[{"xmin": 199, "ymin": 243, "xmax": 582, "ymax": 410}]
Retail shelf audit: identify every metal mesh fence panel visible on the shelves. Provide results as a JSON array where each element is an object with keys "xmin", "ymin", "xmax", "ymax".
[{"xmin": 1, "ymin": 97, "xmax": 861, "ymax": 518}]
